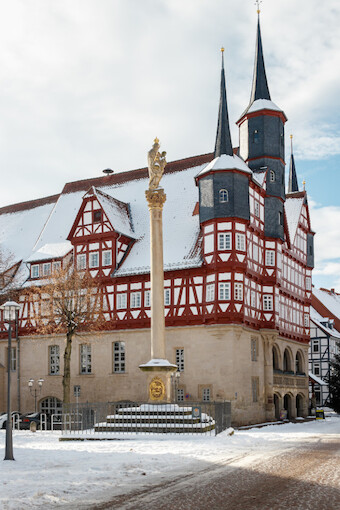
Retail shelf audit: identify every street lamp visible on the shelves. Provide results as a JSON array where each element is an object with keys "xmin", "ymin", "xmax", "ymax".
[
  {"xmin": 0, "ymin": 300, "xmax": 21, "ymax": 461},
  {"xmin": 28, "ymin": 378, "xmax": 44, "ymax": 412}
]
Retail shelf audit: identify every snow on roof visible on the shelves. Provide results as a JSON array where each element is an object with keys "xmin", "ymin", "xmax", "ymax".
[
  {"xmin": 284, "ymin": 196, "xmax": 304, "ymax": 244},
  {"xmin": 26, "ymin": 242, "xmax": 72, "ymax": 262},
  {"xmin": 309, "ymin": 372, "xmax": 327, "ymax": 386},
  {"xmin": 247, "ymin": 99, "xmax": 283, "ymax": 114},
  {"xmin": 313, "ymin": 288, "xmax": 340, "ymax": 320},
  {"xmin": 252, "ymin": 170, "xmax": 266, "ymax": 187},
  {"xmin": 94, "ymin": 188, "xmax": 135, "ymax": 239},
  {"xmin": 0, "ymin": 199, "xmax": 58, "ymax": 263},
  {"xmin": 196, "ymin": 154, "xmax": 251, "ymax": 178},
  {"xmin": 310, "ymin": 310, "xmax": 340, "ymax": 339}
]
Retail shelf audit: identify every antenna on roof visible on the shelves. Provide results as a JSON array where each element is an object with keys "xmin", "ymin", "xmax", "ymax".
[
  {"xmin": 102, "ymin": 168, "xmax": 114, "ymax": 176},
  {"xmin": 255, "ymin": 0, "xmax": 262, "ymax": 14}
]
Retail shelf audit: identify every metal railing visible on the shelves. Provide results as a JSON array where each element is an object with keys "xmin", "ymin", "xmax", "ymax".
[{"xmin": 61, "ymin": 401, "xmax": 231, "ymax": 436}]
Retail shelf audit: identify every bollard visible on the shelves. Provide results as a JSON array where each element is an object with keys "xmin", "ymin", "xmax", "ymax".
[{"xmin": 30, "ymin": 421, "xmax": 37, "ymax": 432}]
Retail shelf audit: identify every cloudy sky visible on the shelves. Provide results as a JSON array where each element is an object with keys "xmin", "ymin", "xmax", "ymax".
[{"xmin": 0, "ymin": 0, "xmax": 339, "ymax": 290}]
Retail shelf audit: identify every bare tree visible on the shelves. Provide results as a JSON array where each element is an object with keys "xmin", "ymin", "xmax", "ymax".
[
  {"xmin": 31, "ymin": 265, "xmax": 103, "ymax": 403},
  {"xmin": 0, "ymin": 245, "xmax": 20, "ymax": 295}
]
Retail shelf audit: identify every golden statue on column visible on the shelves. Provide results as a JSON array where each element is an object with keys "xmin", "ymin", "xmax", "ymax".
[{"xmin": 140, "ymin": 139, "xmax": 177, "ymax": 402}]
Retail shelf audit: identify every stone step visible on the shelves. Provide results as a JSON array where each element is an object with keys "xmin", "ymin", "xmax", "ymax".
[
  {"xmin": 94, "ymin": 422, "xmax": 215, "ymax": 433},
  {"xmin": 104, "ymin": 416, "xmax": 203, "ymax": 424}
]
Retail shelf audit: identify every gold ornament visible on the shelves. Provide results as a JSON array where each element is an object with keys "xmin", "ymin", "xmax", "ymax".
[
  {"xmin": 145, "ymin": 188, "xmax": 166, "ymax": 209},
  {"xmin": 149, "ymin": 376, "xmax": 166, "ymax": 401}
]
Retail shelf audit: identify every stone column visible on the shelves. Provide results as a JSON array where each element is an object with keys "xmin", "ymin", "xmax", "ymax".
[
  {"xmin": 262, "ymin": 333, "xmax": 275, "ymax": 421},
  {"xmin": 139, "ymin": 139, "xmax": 177, "ymax": 402}
]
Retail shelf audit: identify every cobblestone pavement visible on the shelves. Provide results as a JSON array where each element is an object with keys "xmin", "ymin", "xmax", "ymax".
[{"xmin": 91, "ymin": 435, "xmax": 340, "ymax": 510}]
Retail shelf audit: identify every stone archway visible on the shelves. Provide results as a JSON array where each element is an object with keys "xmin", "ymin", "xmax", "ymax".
[
  {"xmin": 296, "ymin": 393, "xmax": 305, "ymax": 417},
  {"xmin": 283, "ymin": 393, "xmax": 293, "ymax": 419},
  {"xmin": 274, "ymin": 393, "xmax": 281, "ymax": 420}
]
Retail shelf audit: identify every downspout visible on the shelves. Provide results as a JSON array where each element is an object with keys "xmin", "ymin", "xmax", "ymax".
[{"xmin": 16, "ymin": 309, "xmax": 20, "ymax": 412}]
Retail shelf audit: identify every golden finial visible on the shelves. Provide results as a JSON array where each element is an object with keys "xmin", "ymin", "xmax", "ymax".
[
  {"xmin": 221, "ymin": 47, "xmax": 225, "ymax": 53},
  {"xmin": 290, "ymin": 134, "xmax": 293, "ymax": 154},
  {"xmin": 255, "ymin": 0, "xmax": 262, "ymax": 14},
  {"xmin": 290, "ymin": 134, "xmax": 293, "ymax": 140},
  {"xmin": 154, "ymin": 137, "xmax": 159, "ymax": 144},
  {"xmin": 302, "ymin": 180, "xmax": 306, "ymax": 191}
]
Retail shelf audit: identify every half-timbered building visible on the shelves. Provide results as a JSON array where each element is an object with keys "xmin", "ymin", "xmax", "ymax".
[{"xmin": 0, "ymin": 15, "xmax": 314, "ymax": 425}]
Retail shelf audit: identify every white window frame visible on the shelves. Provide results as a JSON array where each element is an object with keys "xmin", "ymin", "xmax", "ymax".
[
  {"xmin": 176, "ymin": 348, "xmax": 184, "ymax": 372},
  {"xmin": 77, "ymin": 253, "xmax": 86, "ymax": 270},
  {"xmin": 236, "ymin": 233, "xmax": 245, "ymax": 251},
  {"xmin": 89, "ymin": 251, "xmax": 99, "ymax": 268},
  {"xmin": 206, "ymin": 283, "xmax": 215, "ymax": 302},
  {"xmin": 131, "ymin": 292, "xmax": 141, "ymax": 308},
  {"xmin": 234, "ymin": 282, "xmax": 243, "ymax": 301},
  {"xmin": 251, "ymin": 290, "xmax": 256, "ymax": 308},
  {"xmin": 219, "ymin": 189, "xmax": 228, "ymax": 203},
  {"xmin": 218, "ymin": 282, "xmax": 231, "ymax": 301},
  {"xmin": 144, "ymin": 290, "xmax": 151, "ymax": 307},
  {"xmin": 117, "ymin": 293, "xmax": 127, "ymax": 310},
  {"xmin": 265, "ymin": 250, "xmax": 275, "ymax": 266},
  {"xmin": 31, "ymin": 264, "xmax": 39, "ymax": 278},
  {"xmin": 313, "ymin": 362, "xmax": 320, "ymax": 376},
  {"xmin": 164, "ymin": 288, "xmax": 171, "ymax": 306},
  {"xmin": 270, "ymin": 170, "xmax": 275, "ymax": 182},
  {"xmin": 113, "ymin": 341, "xmax": 125, "ymax": 373},
  {"xmin": 177, "ymin": 388, "xmax": 184, "ymax": 402},
  {"xmin": 306, "ymin": 276, "xmax": 312, "ymax": 290},
  {"xmin": 304, "ymin": 313, "xmax": 309, "ymax": 327},
  {"xmin": 218, "ymin": 233, "xmax": 231, "ymax": 251},
  {"xmin": 263, "ymin": 295, "xmax": 273, "ymax": 311},
  {"xmin": 49, "ymin": 345, "xmax": 60, "ymax": 375},
  {"xmin": 102, "ymin": 250, "xmax": 112, "ymax": 267},
  {"xmin": 202, "ymin": 388, "xmax": 211, "ymax": 402},
  {"xmin": 254, "ymin": 202, "xmax": 260, "ymax": 217},
  {"xmin": 80, "ymin": 344, "xmax": 91, "ymax": 374},
  {"xmin": 42, "ymin": 263, "xmax": 51, "ymax": 276},
  {"xmin": 312, "ymin": 339, "xmax": 319, "ymax": 353},
  {"xmin": 52, "ymin": 261, "xmax": 61, "ymax": 273}
]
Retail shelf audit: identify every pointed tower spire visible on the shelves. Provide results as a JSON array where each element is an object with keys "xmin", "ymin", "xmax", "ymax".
[
  {"xmin": 288, "ymin": 134, "xmax": 299, "ymax": 193},
  {"xmin": 249, "ymin": 12, "xmax": 271, "ymax": 104},
  {"xmin": 214, "ymin": 48, "xmax": 233, "ymax": 158}
]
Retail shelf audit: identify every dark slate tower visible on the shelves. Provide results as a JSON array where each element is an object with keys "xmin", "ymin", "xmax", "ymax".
[
  {"xmin": 197, "ymin": 49, "xmax": 250, "ymax": 224},
  {"xmin": 288, "ymin": 135, "xmax": 299, "ymax": 193},
  {"xmin": 237, "ymin": 12, "xmax": 287, "ymax": 240}
]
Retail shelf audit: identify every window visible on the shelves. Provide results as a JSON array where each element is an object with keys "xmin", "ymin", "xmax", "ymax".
[
  {"xmin": 80, "ymin": 344, "xmax": 91, "ymax": 374},
  {"xmin": 265, "ymin": 250, "xmax": 275, "ymax": 266},
  {"xmin": 89, "ymin": 252, "xmax": 99, "ymax": 268},
  {"xmin": 144, "ymin": 290, "xmax": 151, "ymax": 307},
  {"xmin": 176, "ymin": 348, "xmax": 184, "ymax": 372},
  {"xmin": 164, "ymin": 289, "xmax": 171, "ymax": 306},
  {"xmin": 219, "ymin": 282, "xmax": 230, "ymax": 300},
  {"xmin": 251, "ymin": 338, "xmax": 258, "ymax": 362},
  {"xmin": 52, "ymin": 261, "xmax": 61, "ymax": 273},
  {"xmin": 77, "ymin": 254, "xmax": 86, "ymax": 270},
  {"xmin": 236, "ymin": 233, "xmax": 245, "ymax": 251},
  {"xmin": 279, "ymin": 211, "xmax": 283, "ymax": 226},
  {"xmin": 113, "ymin": 341, "xmax": 125, "ymax": 373},
  {"xmin": 234, "ymin": 282, "xmax": 243, "ymax": 301},
  {"xmin": 117, "ymin": 293, "xmax": 127, "ymax": 309},
  {"xmin": 177, "ymin": 388, "xmax": 184, "ymax": 402},
  {"xmin": 131, "ymin": 292, "xmax": 141, "ymax": 308},
  {"xmin": 206, "ymin": 284, "xmax": 215, "ymax": 302},
  {"xmin": 93, "ymin": 210, "xmax": 102, "ymax": 223},
  {"xmin": 254, "ymin": 202, "xmax": 260, "ymax": 217},
  {"xmin": 312, "ymin": 340, "xmax": 319, "ymax": 353},
  {"xmin": 219, "ymin": 189, "xmax": 228, "ymax": 203},
  {"xmin": 253, "ymin": 244, "xmax": 258, "ymax": 262},
  {"xmin": 270, "ymin": 170, "xmax": 275, "ymax": 182},
  {"xmin": 304, "ymin": 313, "xmax": 309, "ymax": 327},
  {"xmin": 263, "ymin": 295, "xmax": 273, "ymax": 311},
  {"xmin": 202, "ymin": 388, "xmax": 211, "ymax": 402},
  {"xmin": 295, "ymin": 351, "xmax": 303, "ymax": 374},
  {"xmin": 218, "ymin": 233, "xmax": 231, "ymax": 250},
  {"xmin": 40, "ymin": 397, "xmax": 62, "ymax": 416},
  {"xmin": 49, "ymin": 345, "xmax": 60, "ymax": 375},
  {"xmin": 251, "ymin": 291, "xmax": 256, "ymax": 308},
  {"xmin": 253, "ymin": 129, "xmax": 259, "ymax": 143},
  {"xmin": 306, "ymin": 277, "xmax": 311, "ymax": 291},
  {"xmin": 252, "ymin": 377, "xmax": 258, "ymax": 403},
  {"xmin": 102, "ymin": 250, "xmax": 112, "ymax": 266},
  {"xmin": 313, "ymin": 362, "xmax": 320, "ymax": 376},
  {"xmin": 31, "ymin": 265, "xmax": 39, "ymax": 278},
  {"xmin": 314, "ymin": 385, "xmax": 321, "ymax": 405},
  {"xmin": 43, "ymin": 263, "xmax": 51, "ymax": 276}
]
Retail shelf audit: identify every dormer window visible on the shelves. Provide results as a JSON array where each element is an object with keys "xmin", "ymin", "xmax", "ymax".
[
  {"xmin": 269, "ymin": 170, "xmax": 275, "ymax": 182},
  {"xmin": 93, "ymin": 210, "xmax": 102, "ymax": 223},
  {"xmin": 219, "ymin": 189, "xmax": 228, "ymax": 203},
  {"xmin": 253, "ymin": 129, "xmax": 259, "ymax": 143},
  {"xmin": 31, "ymin": 264, "xmax": 39, "ymax": 278}
]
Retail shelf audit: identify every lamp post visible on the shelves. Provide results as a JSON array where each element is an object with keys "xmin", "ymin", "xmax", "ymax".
[
  {"xmin": 0, "ymin": 300, "xmax": 21, "ymax": 461},
  {"xmin": 28, "ymin": 378, "xmax": 44, "ymax": 412}
]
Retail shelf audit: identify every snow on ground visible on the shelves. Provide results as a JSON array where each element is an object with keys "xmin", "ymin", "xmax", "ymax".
[{"xmin": 0, "ymin": 417, "xmax": 339, "ymax": 509}]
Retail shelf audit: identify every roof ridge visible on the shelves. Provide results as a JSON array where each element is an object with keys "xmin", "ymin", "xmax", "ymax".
[{"xmin": 0, "ymin": 194, "xmax": 60, "ymax": 215}]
